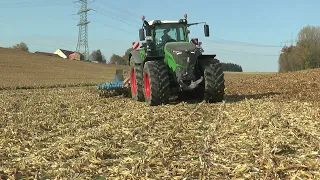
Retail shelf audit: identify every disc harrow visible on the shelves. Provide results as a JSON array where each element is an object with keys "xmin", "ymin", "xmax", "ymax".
[{"xmin": 97, "ymin": 69, "xmax": 131, "ymax": 98}]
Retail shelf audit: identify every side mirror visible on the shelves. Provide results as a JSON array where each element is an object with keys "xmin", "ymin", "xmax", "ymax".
[
  {"xmin": 145, "ymin": 27, "xmax": 151, "ymax": 37},
  {"xmin": 139, "ymin": 28, "xmax": 145, "ymax": 41},
  {"xmin": 204, "ymin": 24, "xmax": 209, "ymax": 37}
]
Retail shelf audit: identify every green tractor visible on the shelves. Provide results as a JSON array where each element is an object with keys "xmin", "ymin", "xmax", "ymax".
[{"xmin": 129, "ymin": 14, "xmax": 225, "ymax": 106}]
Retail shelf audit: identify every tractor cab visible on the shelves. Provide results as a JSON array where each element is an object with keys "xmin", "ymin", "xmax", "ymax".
[
  {"xmin": 138, "ymin": 14, "xmax": 210, "ymax": 57},
  {"xmin": 148, "ymin": 21, "xmax": 189, "ymax": 55}
]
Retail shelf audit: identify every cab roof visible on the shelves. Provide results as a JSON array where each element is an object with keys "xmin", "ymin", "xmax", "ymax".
[
  {"xmin": 147, "ymin": 19, "xmax": 188, "ymax": 26},
  {"xmin": 148, "ymin": 20, "xmax": 180, "ymax": 24}
]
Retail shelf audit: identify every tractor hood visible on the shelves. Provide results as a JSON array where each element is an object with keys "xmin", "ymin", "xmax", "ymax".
[
  {"xmin": 165, "ymin": 42, "xmax": 197, "ymax": 52},
  {"xmin": 165, "ymin": 42, "xmax": 199, "ymax": 82}
]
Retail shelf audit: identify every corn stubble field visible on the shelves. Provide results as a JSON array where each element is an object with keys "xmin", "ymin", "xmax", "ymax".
[{"xmin": 0, "ymin": 48, "xmax": 319, "ymax": 179}]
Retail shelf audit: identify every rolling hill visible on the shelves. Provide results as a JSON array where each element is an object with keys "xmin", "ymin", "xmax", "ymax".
[{"xmin": 0, "ymin": 47, "xmax": 129, "ymax": 89}]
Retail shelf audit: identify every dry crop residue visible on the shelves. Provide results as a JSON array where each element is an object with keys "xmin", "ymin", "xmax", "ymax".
[{"xmin": 0, "ymin": 69, "xmax": 320, "ymax": 179}]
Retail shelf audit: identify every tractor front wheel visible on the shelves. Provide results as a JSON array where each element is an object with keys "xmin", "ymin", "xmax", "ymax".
[
  {"xmin": 197, "ymin": 58, "xmax": 225, "ymax": 102},
  {"xmin": 143, "ymin": 61, "xmax": 170, "ymax": 106}
]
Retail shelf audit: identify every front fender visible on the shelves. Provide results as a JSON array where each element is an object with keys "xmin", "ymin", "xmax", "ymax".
[
  {"xmin": 129, "ymin": 50, "xmax": 144, "ymax": 66},
  {"xmin": 197, "ymin": 54, "xmax": 217, "ymax": 61}
]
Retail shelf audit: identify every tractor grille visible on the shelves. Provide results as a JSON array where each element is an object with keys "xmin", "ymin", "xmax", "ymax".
[{"xmin": 172, "ymin": 53, "xmax": 197, "ymax": 70}]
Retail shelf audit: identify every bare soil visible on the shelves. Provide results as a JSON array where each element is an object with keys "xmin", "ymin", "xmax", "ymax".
[{"xmin": 0, "ymin": 48, "xmax": 319, "ymax": 179}]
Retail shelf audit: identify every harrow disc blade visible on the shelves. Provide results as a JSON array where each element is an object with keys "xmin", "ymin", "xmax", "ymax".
[{"xmin": 98, "ymin": 87, "xmax": 131, "ymax": 98}]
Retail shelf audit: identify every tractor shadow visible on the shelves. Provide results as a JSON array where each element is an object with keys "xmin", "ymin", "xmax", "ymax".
[
  {"xmin": 168, "ymin": 98, "xmax": 203, "ymax": 105},
  {"xmin": 168, "ymin": 95, "xmax": 204, "ymax": 105},
  {"xmin": 168, "ymin": 91, "xmax": 282, "ymax": 105},
  {"xmin": 224, "ymin": 92, "xmax": 282, "ymax": 103}
]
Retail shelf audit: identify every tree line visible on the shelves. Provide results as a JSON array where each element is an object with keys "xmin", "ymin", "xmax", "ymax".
[
  {"xmin": 8, "ymin": 41, "xmax": 243, "ymax": 72},
  {"xmin": 9, "ymin": 24, "xmax": 320, "ymax": 73},
  {"xmin": 221, "ymin": 62, "xmax": 243, "ymax": 72},
  {"xmin": 105, "ymin": 48, "xmax": 243, "ymax": 72},
  {"xmin": 279, "ymin": 25, "xmax": 320, "ymax": 72}
]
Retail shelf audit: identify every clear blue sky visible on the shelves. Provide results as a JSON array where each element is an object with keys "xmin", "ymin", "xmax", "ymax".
[{"xmin": 0, "ymin": 0, "xmax": 319, "ymax": 72}]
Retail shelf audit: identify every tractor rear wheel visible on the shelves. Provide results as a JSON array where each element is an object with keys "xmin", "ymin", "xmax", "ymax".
[
  {"xmin": 197, "ymin": 58, "xmax": 225, "ymax": 102},
  {"xmin": 143, "ymin": 60, "xmax": 170, "ymax": 106},
  {"xmin": 130, "ymin": 63, "xmax": 144, "ymax": 101}
]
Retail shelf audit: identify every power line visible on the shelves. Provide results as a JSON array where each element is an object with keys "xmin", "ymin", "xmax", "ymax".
[
  {"xmin": 1, "ymin": 1, "xmax": 61, "ymax": 8},
  {"xmin": 90, "ymin": 8, "xmax": 140, "ymax": 28},
  {"xmin": 94, "ymin": 0, "xmax": 141, "ymax": 18},
  {"xmin": 81, "ymin": 1, "xmax": 283, "ymax": 51},
  {"xmin": 201, "ymin": 44, "xmax": 280, "ymax": 56},
  {"xmin": 75, "ymin": 0, "xmax": 91, "ymax": 61},
  {"xmin": 90, "ymin": 19, "xmax": 135, "ymax": 34},
  {"xmin": 215, "ymin": 49, "xmax": 280, "ymax": 56},
  {"xmin": 0, "ymin": 1, "xmax": 285, "ymax": 59},
  {"xmin": 206, "ymin": 38, "xmax": 282, "ymax": 48},
  {"xmin": 90, "ymin": 1, "xmax": 141, "ymax": 27}
]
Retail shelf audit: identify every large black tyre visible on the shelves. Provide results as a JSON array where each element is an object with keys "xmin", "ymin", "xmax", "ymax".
[
  {"xmin": 130, "ymin": 61, "xmax": 144, "ymax": 102},
  {"xmin": 196, "ymin": 58, "xmax": 225, "ymax": 102},
  {"xmin": 143, "ymin": 61, "xmax": 170, "ymax": 106}
]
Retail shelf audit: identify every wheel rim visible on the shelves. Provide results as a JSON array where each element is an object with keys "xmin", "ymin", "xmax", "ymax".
[
  {"xmin": 144, "ymin": 72, "xmax": 150, "ymax": 99},
  {"xmin": 131, "ymin": 68, "xmax": 136, "ymax": 95}
]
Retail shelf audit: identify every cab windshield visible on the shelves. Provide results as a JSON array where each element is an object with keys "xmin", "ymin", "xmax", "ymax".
[{"xmin": 152, "ymin": 23, "xmax": 188, "ymax": 55}]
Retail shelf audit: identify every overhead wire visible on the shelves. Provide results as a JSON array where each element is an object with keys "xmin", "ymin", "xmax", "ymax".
[
  {"xmin": 207, "ymin": 48, "xmax": 281, "ymax": 56},
  {"xmin": 91, "ymin": 0, "xmax": 142, "ymax": 25},
  {"xmin": 206, "ymin": 38, "xmax": 282, "ymax": 48},
  {"xmin": 90, "ymin": 19, "xmax": 136, "ymax": 34},
  {"xmin": 94, "ymin": 0, "xmax": 141, "ymax": 18},
  {"xmin": 89, "ymin": 1, "xmax": 282, "ymax": 52},
  {"xmin": 90, "ymin": 7, "xmax": 140, "ymax": 28},
  {"xmin": 2, "ymin": 0, "xmax": 283, "ymax": 57},
  {"xmin": 83, "ymin": 2, "xmax": 283, "ymax": 58},
  {"xmin": 71, "ymin": 0, "xmax": 139, "ymax": 35},
  {"xmin": 1, "ymin": 0, "xmax": 61, "ymax": 8}
]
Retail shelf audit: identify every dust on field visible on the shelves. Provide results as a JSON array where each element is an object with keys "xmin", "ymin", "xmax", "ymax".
[{"xmin": 1, "ymin": 67, "xmax": 320, "ymax": 179}]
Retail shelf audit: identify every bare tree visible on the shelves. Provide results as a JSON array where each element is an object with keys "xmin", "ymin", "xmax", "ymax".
[
  {"xmin": 89, "ymin": 49, "xmax": 106, "ymax": 63},
  {"xmin": 298, "ymin": 25, "xmax": 320, "ymax": 69},
  {"xmin": 297, "ymin": 25, "xmax": 320, "ymax": 47},
  {"xmin": 279, "ymin": 25, "xmax": 320, "ymax": 72},
  {"xmin": 11, "ymin": 42, "xmax": 29, "ymax": 52},
  {"xmin": 121, "ymin": 48, "xmax": 133, "ymax": 65},
  {"xmin": 109, "ymin": 54, "xmax": 126, "ymax": 65}
]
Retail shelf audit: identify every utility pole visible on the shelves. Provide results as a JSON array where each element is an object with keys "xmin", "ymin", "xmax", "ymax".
[{"xmin": 75, "ymin": 0, "xmax": 91, "ymax": 61}]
